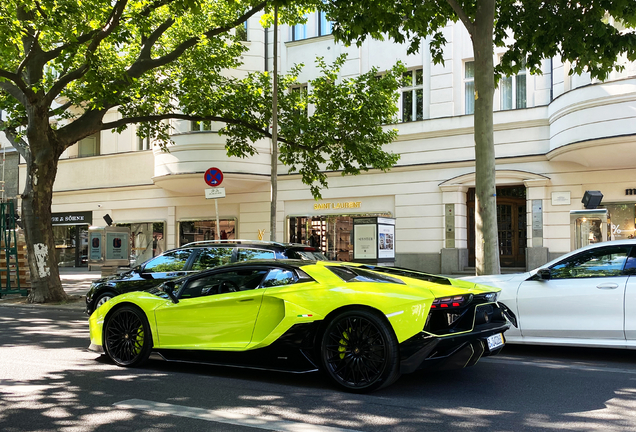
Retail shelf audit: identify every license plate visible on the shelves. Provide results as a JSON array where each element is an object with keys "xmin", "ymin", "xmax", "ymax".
[{"xmin": 487, "ymin": 333, "xmax": 504, "ymax": 350}]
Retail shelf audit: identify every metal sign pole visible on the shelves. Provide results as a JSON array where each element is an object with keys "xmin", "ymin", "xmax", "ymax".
[{"xmin": 215, "ymin": 198, "xmax": 220, "ymax": 240}]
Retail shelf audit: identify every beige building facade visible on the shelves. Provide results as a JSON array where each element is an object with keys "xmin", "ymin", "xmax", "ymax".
[{"xmin": 12, "ymin": 14, "xmax": 636, "ymax": 273}]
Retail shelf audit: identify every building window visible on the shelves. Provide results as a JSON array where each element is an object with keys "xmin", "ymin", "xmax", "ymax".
[
  {"xmin": 138, "ymin": 136, "xmax": 150, "ymax": 151},
  {"xmin": 116, "ymin": 222, "xmax": 165, "ymax": 267},
  {"xmin": 400, "ymin": 69, "xmax": 423, "ymax": 123},
  {"xmin": 78, "ymin": 134, "xmax": 100, "ymax": 157},
  {"xmin": 191, "ymin": 120, "xmax": 212, "ymax": 131},
  {"xmin": 291, "ymin": 18, "xmax": 307, "ymax": 41},
  {"xmin": 318, "ymin": 11, "xmax": 332, "ymax": 36},
  {"xmin": 237, "ymin": 21, "xmax": 248, "ymax": 42},
  {"xmin": 500, "ymin": 61, "xmax": 526, "ymax": 110},
  {"xmin": 464, "ymin": 61, "xmax": 475, "ymax": 115},
  {"xmin": 179, "ymin": 219, "xmax": 236, "ymax": 246}
]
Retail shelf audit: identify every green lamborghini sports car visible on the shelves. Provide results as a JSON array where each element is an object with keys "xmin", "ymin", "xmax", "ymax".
[{"xmin": 88, "ymin": 260, "xmax": 515, "ymax": 392}]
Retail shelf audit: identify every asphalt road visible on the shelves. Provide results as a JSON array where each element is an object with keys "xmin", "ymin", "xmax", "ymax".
[{"xmin": 2, "ymin": 305, "xmax": 636, "ymax": 432}]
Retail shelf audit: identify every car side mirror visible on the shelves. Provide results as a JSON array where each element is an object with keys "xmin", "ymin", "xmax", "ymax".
[
  {"xmin": 536, "ymin": 269, "xmax": 551, "ymax": 280},
  {"xmin": 161, "ymin": 281, "xmax": 179, "ymax": 304}
]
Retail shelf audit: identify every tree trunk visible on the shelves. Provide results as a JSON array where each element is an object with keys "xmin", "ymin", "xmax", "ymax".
[
  {"xmin": 270, "ymin": 6, "xmax": 279, "ymax": 242},
  {"xmin": 471, "ymin": 0, "xmax": 500, "ymax": 276},
  {"xmin": 22, "ymin": 124, "xmax": 67, "ymax": 303}
]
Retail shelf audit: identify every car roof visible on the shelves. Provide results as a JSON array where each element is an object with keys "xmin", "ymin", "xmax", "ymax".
[
  {"xmin": 176, "ymin": 240, "xmax": 322, "ymax": 252},
  {"xmin": 537, "ymin": 239, "xmax": 636, "ymax": 270}
]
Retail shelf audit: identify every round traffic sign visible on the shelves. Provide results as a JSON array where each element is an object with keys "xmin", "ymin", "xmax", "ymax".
[{"xmin": 204, "ymin": 167, "xmax": 223, "ymax": 187}]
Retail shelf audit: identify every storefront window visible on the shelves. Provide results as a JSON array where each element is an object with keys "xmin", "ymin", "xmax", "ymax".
[
  {"xmin": 288, "ymin": 213, "xmax": 390, "ymax": 262},
  {"xmin": 179, "ymin": 219, "xmax": 236, "ymax": 246},
  {"xmin": 603, "ymin": 203, "xmax": 636, "ymax": 241},
  {"xmin": 53, "ymin": 225, "xmax": 88, "ymax": 267},
  {"xmin": 115, "ymin": 222, "xmax": 165, "ymax": 267}
]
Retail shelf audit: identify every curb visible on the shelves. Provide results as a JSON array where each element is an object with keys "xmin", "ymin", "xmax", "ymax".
[{"xmin": 0, "ymin": 295, "xmax": 86, "ymax": 312}]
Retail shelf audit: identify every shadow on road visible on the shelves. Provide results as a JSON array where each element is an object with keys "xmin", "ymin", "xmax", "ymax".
[{"xmin": 2, "ymin": 307, "xmax": 636, "ymax": 431}]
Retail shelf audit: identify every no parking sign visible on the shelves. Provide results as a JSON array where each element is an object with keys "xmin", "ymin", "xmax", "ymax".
[{"xmin": 204, "ymin": 167, "xmax": 224, "ymax": 187}]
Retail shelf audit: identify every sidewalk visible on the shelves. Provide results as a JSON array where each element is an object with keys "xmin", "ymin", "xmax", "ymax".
[{"xmin": 0, "ymin": 267, "xmax": 102, "ymax": 312}]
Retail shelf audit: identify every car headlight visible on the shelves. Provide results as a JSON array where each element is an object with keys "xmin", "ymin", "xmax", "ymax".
[{"xmin": 484, "ymin": 292, "xmax": 500, "ymax": 302}]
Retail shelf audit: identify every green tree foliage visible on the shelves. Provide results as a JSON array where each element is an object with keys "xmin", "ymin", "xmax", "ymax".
[
  {"xmin": 323, "ymin": 0, "xmax": 636, "ymax": 275},
  {"xmin": 0, "ymin": 0, "xmax": 403, "ymax": 302}
]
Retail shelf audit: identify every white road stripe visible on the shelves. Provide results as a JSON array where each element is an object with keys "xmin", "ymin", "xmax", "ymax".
[
  {"xmin": 483, "ymin": 357, "xmax": 636, "ymax": 375},
  {"xmin": 114, "ymin": 399, "xmax": 362, "ymax": 432}
]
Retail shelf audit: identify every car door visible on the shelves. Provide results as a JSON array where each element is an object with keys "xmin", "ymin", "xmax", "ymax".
[
  {"xmin": 154, "ymin": 267, "xmax": 269, "ymax": 349},
  {"xmin": 623, "ymin": 248, "xmax": 636, "ymax": 340},
  {"xmin": 517, "ymin": 245, "xmax": 631, "ymax": 340}
]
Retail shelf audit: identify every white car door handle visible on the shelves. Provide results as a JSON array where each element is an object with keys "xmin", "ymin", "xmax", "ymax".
[{"xmin": 596, "ymin": 283, "xmax": 619, "ymax": 289}]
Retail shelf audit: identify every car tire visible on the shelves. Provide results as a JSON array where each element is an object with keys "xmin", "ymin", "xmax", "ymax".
[
  {"xmin": 94, "ymin": 291, "xmax": 116, "ymax": 310},
  {"xmin": 319, "ymin": 309, "xmax": 401, "ymax": 393},
  {"xmin": 103, "ymin": 305, "xmax": 153, "ymax": 367}
]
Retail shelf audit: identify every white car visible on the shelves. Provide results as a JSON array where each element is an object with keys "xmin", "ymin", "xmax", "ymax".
[{"xmin": 463, "ymin": 240, "xmax": 636, "ymax": 349}]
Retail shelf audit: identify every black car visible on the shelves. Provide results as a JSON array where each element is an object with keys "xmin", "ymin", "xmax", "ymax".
[{"xmin": 85, "ymin": 240, "xmax": 327, "ymax": 315}]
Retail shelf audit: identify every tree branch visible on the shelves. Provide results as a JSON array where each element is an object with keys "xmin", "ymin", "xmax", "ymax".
[
  {"xmin": 43, "ymin": 31, "xmax": 100, "ymax": 63},
  {"xmin": 33, "ymin": 1, "xmax": 48, "ymax": 19},
  {"xmin": 43, "ymin": 0, "xmax": 173, "ymax": 63},
  {"xmin": 50, "ymin": 101, "xmax": 73, "ymax": 117},
  {"xmin": 445, "ymin": 0, "xmax": 474, "ymax": 35},
  {"xmin": 139, "ymin": 0, "xmax": 173, "ymax": 17},
  {"xmin": 0, "ymin": 120, "xmax": 30, "ymax": 160},
  {"xmin": 126, "ymin": 1, "xmax": 267, "ymax": 78},
  {"xmin": 139, "ymin": 18, "xmax": 176, "ymax": 61},
  {"xmin": 44, "ymin": 0, "xmax": 129, "ymax": 105},
  {"xmin": 16, "ymin": 30, "xmax": 41, "ymax": 79},
  {"xmin": 0, "ymin": 80, "xmax": 28, "ymax": 107},
  {"xmin": 100, "ymin": 112, "xmax": 314, "ymax": 151}
]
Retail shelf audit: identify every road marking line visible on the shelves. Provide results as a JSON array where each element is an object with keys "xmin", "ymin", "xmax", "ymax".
[
  {"xmin": 114, "ymin": 399, "xmax": 362, "ymax": 432},
  {"xmin": 483, "ymin": 357, "xmax": 636, "ymax": 375}
]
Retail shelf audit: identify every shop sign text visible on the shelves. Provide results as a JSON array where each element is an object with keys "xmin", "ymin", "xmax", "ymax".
[
  {"xmin": 314, "ymin": 201, "xmax": 361, "ymax": 211},
  {"xmin": 51, "ymin": 211, "xmax": 92, "ymax": 225},
  {"xmin": 626, "ymin": 189, "xmax": 636, "ymax": 195}
]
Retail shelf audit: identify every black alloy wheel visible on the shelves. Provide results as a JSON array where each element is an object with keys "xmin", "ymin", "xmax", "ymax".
[
  {"xmin": 320, "ymin": 309, "xmax": 400, "ymax": 392},
  {"xmin": 104, "ymin": 305, "xmax": 152, "ymax": 367}
]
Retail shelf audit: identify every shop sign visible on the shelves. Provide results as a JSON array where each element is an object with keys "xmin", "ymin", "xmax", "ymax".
[
  {"xmin": 89, "ymin": 231, "xmax": 102, "ymax": 261},
  {"xmin": 354, "ymin": 225, "xmax": 377, "ymax": 259},
  {"xmin": 313, "ymin": 201, "xmax": 361, "ymax": 211},
  {"xmin": 51, "ymin": 211, "xmax": 92, "ymax": 225},
  {"xmin": 551, "ymin": 191, "xmax": 571, "ymax": 206},
  {"xmin": 378, "ymin": 223, "xmax": 395, "ymax": 259},
  {"xmin": 106, "ymin": 232, "xmax": 130, "ymax": 261}
]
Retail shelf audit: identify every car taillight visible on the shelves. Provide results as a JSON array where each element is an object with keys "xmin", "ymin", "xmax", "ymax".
[{"xmin": 431, "ymin": 295, "xmax": 467, "ymax": 309}]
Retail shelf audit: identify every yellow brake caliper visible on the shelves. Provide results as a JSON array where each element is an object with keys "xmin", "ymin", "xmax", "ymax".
[{"xmin": 339, "ymin": 330, "xmax": 350, "ymax": 359}]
